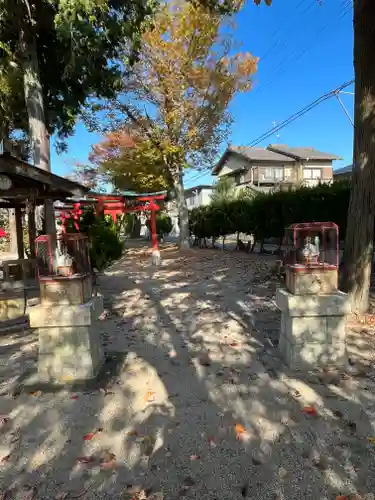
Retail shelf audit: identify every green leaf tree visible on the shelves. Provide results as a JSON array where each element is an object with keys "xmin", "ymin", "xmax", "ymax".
[
  {"xmin": 0, "ymin": 0, "xmax": 155, "ymax": 230},
  {"xmin": 211, "ymin": 177, "xmax": 238, "ymax": 204}
]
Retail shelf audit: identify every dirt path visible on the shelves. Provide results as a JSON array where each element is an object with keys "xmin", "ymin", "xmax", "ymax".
[{"xmin": 1, "ymin": 245, "xmax": 375, "ymax": 499}]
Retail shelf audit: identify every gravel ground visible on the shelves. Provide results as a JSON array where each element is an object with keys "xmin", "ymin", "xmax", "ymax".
[{"xmin": 1, "ymin": 244, "xmax": 375, "ymax": 499}]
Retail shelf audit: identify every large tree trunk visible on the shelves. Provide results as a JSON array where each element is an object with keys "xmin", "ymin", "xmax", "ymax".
[
  {"xmin": 172, "ymin": 169, "xmax": 190, "ymax": 249},
  {"xmin": 20, "ymin": 24, "xmax": 56, "ymax": 238},
  {"xmin": 341, "ymin": 0, "xmax": 375, "ymax": 313}
]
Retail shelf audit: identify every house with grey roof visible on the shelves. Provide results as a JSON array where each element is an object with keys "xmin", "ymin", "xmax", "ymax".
[
  {"xmin": 333, "ymin": 164, "xmax": 352, "ymax": 181},
  {"xmin": 212, "ymin": 144, "xmax": 341, "ymax": 192}
]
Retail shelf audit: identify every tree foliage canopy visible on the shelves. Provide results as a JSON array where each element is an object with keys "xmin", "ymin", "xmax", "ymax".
[
  {"xmin": 90, "ymin": 0, "xmax": 258, "ymax": 172},
  {"xmin": 0, "ymin": 0, "xmax": 156, "ymax": 148},
  {"xmin": 87, "ymin": 128, "xmax": 170, "ymax": 193}
]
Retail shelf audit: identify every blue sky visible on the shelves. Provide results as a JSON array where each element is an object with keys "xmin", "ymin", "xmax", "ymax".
[{"xmin": 51, "ymin": 0, "xmax": 354, "ymax": 190}]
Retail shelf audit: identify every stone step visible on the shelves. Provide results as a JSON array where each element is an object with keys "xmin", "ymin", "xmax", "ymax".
[{"xmin": 0, "ymin": 316, "xmax": 29, "ymax": 335}]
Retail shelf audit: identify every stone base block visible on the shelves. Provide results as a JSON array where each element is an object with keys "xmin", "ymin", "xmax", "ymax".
[
  {"xmin": 278, "ymin": 334, "xmax": 347, "ymax": 371},
  {"xmin": 276, "ymin": 288, "xmax": 351, "ymax": 317},
  {"xmin": 276, "ymin": 288, "xmax": 351, "ymax": 371},
  {"xmin": 30, "ymin": 295, "xmax": 105, "ymax": 383},
  {"xmin": 286, "ymin": 265, "xmax": 338, "ymax": 295}
]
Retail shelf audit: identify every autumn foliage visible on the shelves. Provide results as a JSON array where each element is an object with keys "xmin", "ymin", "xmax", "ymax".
[
  {"xmin": 85, "ymin": 1, "xmax": 258, "ymax": 245},
  {"xmin": 88, "ymin": 129, "xmax": 170, "ymax": 193}
]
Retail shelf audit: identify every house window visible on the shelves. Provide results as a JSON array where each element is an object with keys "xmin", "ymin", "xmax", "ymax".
[
  {"xmin": 234, "ymin": 172, "xmax": 245, "ymax": 185},
  {"xmin": 304, "ymin": 168, "xmax": 322, "ymax": 179},
  {"xmin": 264, "ymin": 167, "xmax": 284, "ymax": 181}
]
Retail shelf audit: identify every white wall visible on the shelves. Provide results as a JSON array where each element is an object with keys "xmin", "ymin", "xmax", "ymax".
[
  {"xmin": 185, "ymin": 188, "xmax": 213, "ymax": 209},
  {"xmin": 217, "ymin": 155, "xmax": 248, "ymax": 177}
]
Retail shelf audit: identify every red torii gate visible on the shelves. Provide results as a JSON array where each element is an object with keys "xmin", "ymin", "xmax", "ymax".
[
  {"xmin": 125, "ymin": 194, "xmax": 165, "ymax": 255},
  {"xmin": 56, "ymin": 192, "xmax": 167, "ymax": 259}
]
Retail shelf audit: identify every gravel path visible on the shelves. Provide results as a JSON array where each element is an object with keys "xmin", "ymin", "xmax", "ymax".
[{"xmin": 1, "ymin": 245, "xmax": 375, "ymax": 499}]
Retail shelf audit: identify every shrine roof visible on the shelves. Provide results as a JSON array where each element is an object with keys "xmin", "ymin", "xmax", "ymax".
[{"xmin": 0, "ymin": 153, "xmax": 89, "ymax": 207}]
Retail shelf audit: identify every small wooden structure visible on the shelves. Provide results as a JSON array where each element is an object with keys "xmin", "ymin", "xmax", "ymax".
[
  {"xmin": 0, "ymin": 152, "xmax": 88, "ymax": 260},
  {"xmin": 0, "ymin": 153, "xmax": 88, "ymax": 330}
]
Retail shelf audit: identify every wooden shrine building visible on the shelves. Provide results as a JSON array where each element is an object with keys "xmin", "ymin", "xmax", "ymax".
[{"xmin": 0, "ymin": 153, "xmax": 88, "ymax": 282}]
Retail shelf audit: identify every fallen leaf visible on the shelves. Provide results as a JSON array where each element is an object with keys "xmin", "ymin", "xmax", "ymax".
[
  {"xmin": 99, "ymin": 388, "xmax": 115, "ymax": 396},
  {"xmin": 189, "ymin": 454, "xmax": 200, "ymax": 461},
  {"xmin": 101, "ymin": 460, "xmax": 117, "ymax": 470},
  {"xmin": 0, "ymin": 416, "xmax": 9, "ymax": 425},
  {"xmin": 83, "ymin": 432, "xmax": 95, "ymax": 441},
  {"xmin": 0, "ymin": 454, "xmax": 11, "ymax": 463},
  {"xmin": 335, "ymin": 496, "xmax": 349, "ymax": 500},
  {"xmin": 234, "ymin": 423, "xmax": 247, "ymax": 439},
  {"xmin": 127, "ymin": 430, "xmax": 139, "ymax": 437},
  {"xmin": 235, "ymin": 423, "xmax": 246, "ymax": 433},
  {"xmin": 56, "ymin": 493, "xmax": 68, "ymax": 500},
  {"xmin": 302, "ymin": 406, "xmax": 317, "ymax": 416},
  {"xmin": 198, "ymin": 354, "xmax": 211, "ymax": 367},
  {"xmin": 144, "ymin": 391, "xmax": 155, "ymax": 402},
  {"xmin": 100, "ymin": 451, "xmax": 116, "ymax": 464},
  {"xmin": 207, "ymin": 436, "xmax": 216, "ymax": 448},
  {"xmin": 71, "ymin": 395, "xmax": 78, "ymax": 400},
  {"xmin": 30, "ymin": 390, "xmax": 42, "ymax": 397},
  {"xmin": 76, "ymin": 456, "xmax": 95, "ymax": 464}
]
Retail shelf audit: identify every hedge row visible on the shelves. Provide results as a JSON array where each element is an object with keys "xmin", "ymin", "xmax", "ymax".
[{"xmin": 189, "ymin": 181, "xmax": 351, "ymax": 245}]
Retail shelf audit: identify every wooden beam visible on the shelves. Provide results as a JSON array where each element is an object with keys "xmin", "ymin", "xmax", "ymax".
[
  {"xmin": 15, "ymin": 205, "xmax": 24, "ymax": 259},
  {"xmin": 0, "ymin": 155, "xmax": 89, "ymax": 199},
  {"xmin": 28, "ymin": 204, "xmax": 36, "ymax": 258},
  {"xmin": 0, "ymin": 188, "xmax": 41, "ymax": 198}
]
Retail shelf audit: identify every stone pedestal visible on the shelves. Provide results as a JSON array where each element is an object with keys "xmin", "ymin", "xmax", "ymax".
[
  {"xmin": 0, "ymin": 287, "xmax": 29, "ymax": 335},
  {"xmin": 30, "ymin": 274, "xmax": 105, "ymax": 384},
  {"xmin": 276, "ymin": 288, "xmax": 351, "ymax": 370},
  {"xmin": 0, "ymin": 289, "xmax": 25, "ymax": 321},
  {"xmin": 39, "ymin": 273, "xmax": 93, "ymax": 305}
]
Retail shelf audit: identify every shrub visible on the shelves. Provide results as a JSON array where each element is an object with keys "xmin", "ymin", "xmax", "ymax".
[
  {"xmin": 147, "ymin": 213, "xmax": 173, "ymax": 238},
  {"xmin": 189, "ymin": 181, "xmax": 351, "ymax": 248},
  {"xmin": 66, "ymin": 207, "xmax": 124, "ymax": 270}
]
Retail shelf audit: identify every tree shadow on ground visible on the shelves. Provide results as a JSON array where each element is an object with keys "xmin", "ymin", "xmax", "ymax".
[{"xmin": 0, "ymin": 245, "xmax": 375, "ymax": 499}]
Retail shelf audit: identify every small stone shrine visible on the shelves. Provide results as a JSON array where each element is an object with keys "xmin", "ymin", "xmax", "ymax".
[
  {"xmin": 29, "ymin": 232, "xmax": 105, "ymax": 384},
  {"xmin": 276, "ymin": 222, "xmax": 351, "ymax": 370}
]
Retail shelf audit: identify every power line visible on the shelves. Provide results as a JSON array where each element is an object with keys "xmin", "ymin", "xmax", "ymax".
[
  {"xmin": 253, "ymin": 0, "xmax": 352, "ymax": 98},
  {"xmin": 246, "ymin": 79, "xmax": 354, "ymax": 147},
  {"xmin": 258, "ymin": 0, "xmax": 316, "ymax": 64},
  {"xmin": 184, "ymin": 79, "xmax": 354, "ymax": 185}
]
